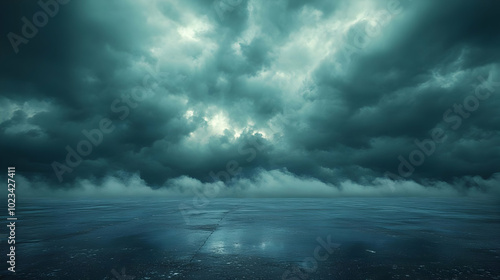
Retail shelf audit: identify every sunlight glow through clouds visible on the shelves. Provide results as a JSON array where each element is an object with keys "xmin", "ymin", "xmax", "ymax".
[{"xmin": 185, "ymin": 106, "xmax": 269, "ymax": 144}]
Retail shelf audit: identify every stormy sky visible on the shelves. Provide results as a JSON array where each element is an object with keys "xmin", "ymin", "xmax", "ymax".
[{"xmin": 1, "ymin": 0, "xmax": 499, "ymax": 196}]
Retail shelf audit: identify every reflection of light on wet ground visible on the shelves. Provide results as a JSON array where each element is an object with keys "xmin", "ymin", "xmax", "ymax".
[
  {"xmin": 207, "ymin": 240, "xmax": 275, "ymax": 254},
  {"xmin": 8, "ymin": 198, "xmax": 500, "ymax": 279},
  {"xmin": 209, "ymin": 241, "xmax": 226, "ymax": 254},
  {"xmin": 205, "ymin": 234, "xmax": 281, "ymax": 255},
  {"xmin": 201, "ymin": 225, "xmax": 292, "ymax": 259}
]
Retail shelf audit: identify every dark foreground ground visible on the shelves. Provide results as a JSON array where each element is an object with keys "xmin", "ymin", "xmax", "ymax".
[{"xmin": 1, "ymin": 197, "xmax": 499, "ymax": 279}]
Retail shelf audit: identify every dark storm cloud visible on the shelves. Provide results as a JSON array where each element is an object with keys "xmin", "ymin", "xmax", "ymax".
[{"xmin": 1, "ymin": 0, "xmax": 499, "ymax": 194}]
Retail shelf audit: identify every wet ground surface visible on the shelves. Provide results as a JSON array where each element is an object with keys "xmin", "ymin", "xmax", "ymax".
[{"xmin": 1, "ymin": 197, "xmax": 499, "ymax": 279}]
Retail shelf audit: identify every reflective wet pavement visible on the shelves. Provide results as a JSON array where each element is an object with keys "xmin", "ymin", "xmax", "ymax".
[{"xmin": 2, "ymin": 197, "xmax": 499, "ymax": 279}]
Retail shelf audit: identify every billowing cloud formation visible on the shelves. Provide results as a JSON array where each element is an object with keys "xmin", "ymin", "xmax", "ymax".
[{"xmin": 1, "ymin": 0, "xmax": 499, "ymax": 194}]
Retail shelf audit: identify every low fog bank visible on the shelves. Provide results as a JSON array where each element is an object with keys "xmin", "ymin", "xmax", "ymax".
[{"xmin": 5, "ymin": 169, "xmax": 500, "ymax": 199}]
